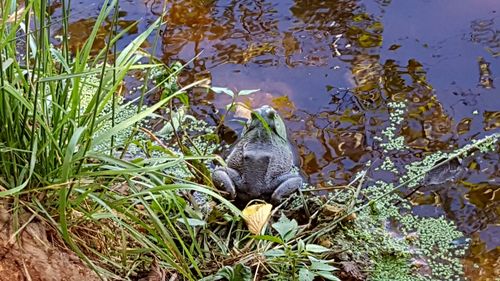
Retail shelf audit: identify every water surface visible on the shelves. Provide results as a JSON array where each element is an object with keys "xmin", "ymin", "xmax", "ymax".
[{"xmin": 50, "ymin": 0, "xmax": 499, "ymax": 279}]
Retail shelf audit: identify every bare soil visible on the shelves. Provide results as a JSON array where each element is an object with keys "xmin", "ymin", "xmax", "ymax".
[{"xmin": 0, "ymin": 204, "xmax": 99, "ymax": 281}]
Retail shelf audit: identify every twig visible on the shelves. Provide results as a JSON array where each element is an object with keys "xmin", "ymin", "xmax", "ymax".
[
  {"xmin": 309, "ymin": 171, "xmax": 366, "ymax": 222},
  {"xmin": 300, "ymin": 185, "xmax": 351, "ymax": 192}
]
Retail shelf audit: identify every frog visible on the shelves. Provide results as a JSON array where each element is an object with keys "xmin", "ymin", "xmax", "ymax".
[{"xmin": 212, "ymin": 105, "xmax": 303, "ymax": 205}]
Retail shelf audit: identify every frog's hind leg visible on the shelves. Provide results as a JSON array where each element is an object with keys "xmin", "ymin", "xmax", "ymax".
[
  {"xmin": 212, "ymin": 167, "xmax": 240, "ymax": 200},
  {"xmin": 270, "ymin": 174, "xmax": 303, "ymax": 204}
]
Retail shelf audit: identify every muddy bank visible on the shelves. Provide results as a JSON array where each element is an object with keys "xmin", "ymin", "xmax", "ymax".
[{"xmin": 0, "ymin": 204, "xmax": 98, "ymax": 281}]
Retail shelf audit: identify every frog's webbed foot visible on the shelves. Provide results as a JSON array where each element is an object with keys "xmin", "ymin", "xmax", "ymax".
[
  {"xmin": 212, "ymin": 167, "xmax": 240, "ymax": 200},
  {"xmin": 270, "ymin": 173, "xmax": 303, "ymax": 204}
]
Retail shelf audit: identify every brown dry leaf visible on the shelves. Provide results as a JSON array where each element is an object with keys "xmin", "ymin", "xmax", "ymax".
[
  {"xmin": 271, "ymin": 95, "xmax": 296, "ymax": 119},
  {"xmin": 322, "ymin": 204, "xmax": 345, "ymax": 219},
  {"xmin": 318, "ymin": 236, "xmax": 333, "ymax": 248},
  {"xmin": 242, "ymin": 203, "xmax": 273, "ymax": 235},
  {"xmin": 341, "ymin": 261, "xmax": 364, "ymax": 280}
]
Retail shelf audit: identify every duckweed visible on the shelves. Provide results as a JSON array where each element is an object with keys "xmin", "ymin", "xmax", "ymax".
[
  {"xmin": 378, "ymin": 156, "xmax": 398, "ymax": 173},
  {"xmin": 79, "ymin": 70, "xmax": 220, "ymax": 179},
  {"xmin": 360, "ymin": 180, "xmax": 467, "ymax": 281},
  {"xmin": 374, "ymin": 101, "xmax": 408, "ymax": 152}
]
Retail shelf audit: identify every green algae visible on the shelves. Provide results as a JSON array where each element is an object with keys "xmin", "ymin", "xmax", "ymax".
[{"xmin": 378, "ymin": 156, "xmax": 398, "ymax": 173}]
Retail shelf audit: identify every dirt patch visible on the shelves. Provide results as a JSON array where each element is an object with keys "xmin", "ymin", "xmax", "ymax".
[{"xmin": 0, "ymin": 203, "xmax": 99, "ymax": 281}]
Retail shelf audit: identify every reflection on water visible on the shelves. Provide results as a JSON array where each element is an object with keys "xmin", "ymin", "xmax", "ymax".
[{"xmin": 50, "ymin": 0, "xmax": 499, "ymax": 279}]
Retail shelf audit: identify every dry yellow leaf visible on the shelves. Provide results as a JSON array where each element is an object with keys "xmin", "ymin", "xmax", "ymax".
[{"xmin": 242, "ymin": 203, "xmax": 273, "ymax": 235}]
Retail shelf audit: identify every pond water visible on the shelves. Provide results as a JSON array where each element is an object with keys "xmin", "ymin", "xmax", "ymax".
[{"xmin": 50, "ymin": 0, "xmax": 499, "ymax": 279}]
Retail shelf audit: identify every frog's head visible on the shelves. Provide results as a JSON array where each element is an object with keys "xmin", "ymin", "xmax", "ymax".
[{"xmin": 243, "ymin": 105, "xmax": 287, "ymax": 141}]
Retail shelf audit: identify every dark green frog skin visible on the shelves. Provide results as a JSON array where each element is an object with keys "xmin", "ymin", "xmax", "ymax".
[{"xmin": 212, "ymin": 105, "xmax": 303, "ymax": 204}]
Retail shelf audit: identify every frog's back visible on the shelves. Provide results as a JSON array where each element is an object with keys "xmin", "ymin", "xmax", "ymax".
[{"xmin": 215, "ymin": 105, "xmax": 302, "ymax": 204}]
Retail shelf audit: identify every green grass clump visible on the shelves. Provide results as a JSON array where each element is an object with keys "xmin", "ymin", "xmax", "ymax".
[{"xmin": 0, "ymin": 1, "xmax": 238, "ymax": 280}]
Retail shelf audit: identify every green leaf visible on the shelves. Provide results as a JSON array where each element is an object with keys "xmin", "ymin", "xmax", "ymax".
[
  {"xmin": 305, "ymin": 244, "xmax": 331, "ymax": 253},
  {"xmin": 1, "ymin": 58, "xmax": 13, "ymax": 71},
  {"xmin": 273, "ymin": 111, "xmax": 288, "ymax": 141},
  {"xmin": 157, "ymin": 107, "xmax": 195, "ymax": 136},
  {"xmin": 271, "ymin": 214, "xmax": 298, "ymax": 242},
  {"xmin": 310, "ymin": 261, "xmax": 338, "ymax": 272},
  {"xmin": 252, "ymin": 235, "xmax": 284, "ymax": 244},
  {"xmin": 238, "ymin": 89, "xmax": 260, "ymax": 96},
  {"xmin": 316, "ymin": 271, "xmax": 341, "ymax": 281},
  {"xmin": 211, "ymin": 87, "xmax": 235, "ymax": 97},
  {"xmin": 298, "ymin": 239, "xmax": 305, "ymax": 252},
  {"xmin": 0, "ymin": 141, "xmax": 37, "ymax": 197},
  {"xmin": 177, "ymin": 92, "xmax": 190, "ymax": 106},
  {"xmin": 200, "ymin": 264, "xmax": 252, "ymax": 281},
  {"xmin": 116, "ymin": 17, "xmax": 162, "ymax": 66},
  {"xmin": 251, "ymin": 111, "xmax": 272, "ymax": 134},
  {"xmin": 61, "ymin": 127, "xmax": 86, "ymax": 181},
  {"xmin": 299, "ymin": 268, "xmax": 315, "ymax": 281},
  {"xmin": 50, "ymin": 47, "xmax": 71, "ymax": 74},
  {"xmin": 177, "ymin": 218, "xmax": 206, "ymax": 227},
  {"xmin": 263, "ymin": 249, "xmax": 286, "ymax": 257},
  {"xmin": 222, "ymin": 264, "xmax": 252, "ymax": 281}
]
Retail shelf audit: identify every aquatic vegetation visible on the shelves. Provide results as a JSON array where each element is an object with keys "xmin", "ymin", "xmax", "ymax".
[
  {"xmin": 370, "ymin": 256, "xmax": 423, "ymax": 281},
  {"xmin": 320, "ymin": 115, "xmax": 498, "ymax": 281},
  {"xmin": 401, "ymin": 133, "xmax": 499, "ymax": 187},
  {"xmin": 374, "ymin": 101, "xmax": 407, "ymax": 152},
  {"xmin": 78, "ymin": 73, "xmax": 150, "ymax": 153},
  {"xmin": 358, "ymin": 133, "xmax": 499, "ymax": 280},
  {"xmin": 378, "ymin": 156, "xmax": 398, "ymax": 173},
  {"xmin": 364, "ymin": 181, "xmax": 467, "ymax": 281}
]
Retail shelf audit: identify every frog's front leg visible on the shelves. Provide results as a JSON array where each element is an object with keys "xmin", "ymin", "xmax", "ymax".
[
  {"xmin": 212, "ymin": 167, "xmax": 241, "ymax": 200},
  {"xmin": 270, "ymin": 173, "xmax": 303, "ymax": 204}
]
